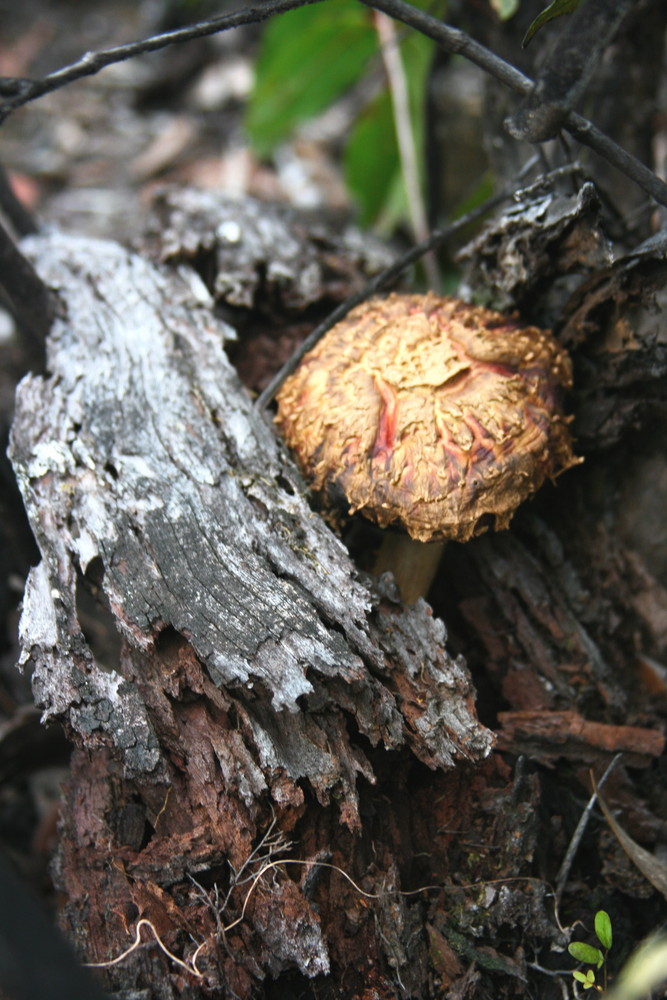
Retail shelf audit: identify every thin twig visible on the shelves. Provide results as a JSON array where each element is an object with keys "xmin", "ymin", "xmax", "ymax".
[
  {"xmin": 88, "ymin": 851, "xmax": 551, "ymax": 979},
  {"xmin": 1, "ymin": 0, "xmax": 662, "ymax": 214},
  {"xmin": 1, "ymin": 0, "xmax": 662, "ymax": 215},
  {"xmin": 359, "ymin": 0, "xmax": 667, "ymax": 210},
  {"xmin": 529, "ymin": 963, "xmax": 571, "ymax": 1000},
  {"xmin": 255, "ymin": 153, "xmax": 543, "ymax": 410},
  {"xmin": 554, "ymin": 753, "xmax": 622, "ymax": 915},
  {"xmin": 374, "ymin": 12, "xmax": 440, "ymax": 289},
  {"xmin": 0, "ymin": 0, "xmax": 663, "ymax": 220},
  {"xmin": 226, "ymin": 858, "xmax": 555, "ymax": 933},
  {"xmin": 0, "ymin": 0, "xmax": 327, "ymax": 124}
]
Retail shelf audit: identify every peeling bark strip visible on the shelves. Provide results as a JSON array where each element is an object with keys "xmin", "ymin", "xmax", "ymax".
[
  {"xmin": 9, "ymin": 231, "xmax": 491, "ymax": 991},
  {"xmin": 496, "ymin": 710, "xmax": 665, "ymax": 767}
]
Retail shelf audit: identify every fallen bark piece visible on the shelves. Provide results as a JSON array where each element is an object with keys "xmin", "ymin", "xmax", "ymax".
[
  {"xmin": 9, "ymin": 230, "xmax": 492, "ymax": 995},
  {"xmin": 143, "ymin": 187, "xmax": 394, "ymax": 312},
  {"xmin": 457, "ymin": 179, "xmax": 667, "ymax": 454},
  {"xmin": 559, "ymin": 230, "xmax": 667, "ymax": 452},
  {"xmin": 496, "ymin": 709, "xmax": 665, "ymax": 766},
  {"xmin": 456, "ymin": 179, "xmax": 611, "ymax": 320}
]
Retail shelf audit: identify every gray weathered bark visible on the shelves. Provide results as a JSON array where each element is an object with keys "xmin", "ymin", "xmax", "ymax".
[{"xmin": 9, "ymin": 225, "xmax": 492, "ymax": 995}]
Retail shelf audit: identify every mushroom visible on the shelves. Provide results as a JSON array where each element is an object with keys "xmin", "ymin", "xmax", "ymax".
[{"xmin": 275, "ymin": 292, "xmax": 579, "ymax": 603}]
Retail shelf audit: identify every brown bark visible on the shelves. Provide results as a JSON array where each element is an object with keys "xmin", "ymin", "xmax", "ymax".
[{"xmin": 496, "ymin": 710, "xmax": 665, "ymax": 766}]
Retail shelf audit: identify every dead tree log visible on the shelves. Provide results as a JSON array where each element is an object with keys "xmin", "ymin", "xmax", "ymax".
[
  {"xmin": 9, "ymin": 225, "xmax": 492, "ymax": 998},
  {"xmin": 8, "ymin": 181, "xmax": 667, "ymax": 999}
]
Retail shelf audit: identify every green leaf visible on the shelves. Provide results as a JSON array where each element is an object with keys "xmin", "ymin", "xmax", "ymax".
[
  {"xmin": 595, "ymin": 910, "xmax": 613, "ymax": 951},
  {"xmin": 491, "ymin": 0, "xmax": 520, "ymax": 19},
  {"xmin": 573, "ymin": 969, "xmax": 597, "ymax": 988},
  {"xmin": 247, "ymin": 0, "xmax": 443, "ymax": 227},
  {"xmin": 569, "ymin": 942, "xmax": 605, "ymax": 966},
  {"xmin": 245, "ymin": 2, "xmax": 377, "ymax": 157},
  {"xmin": 344, "ymin": 89, "xmax": 400, "ymax": 227},
  {"xmin": 522, "ymin": 0, "xmax": 582, "ymax": 48}
]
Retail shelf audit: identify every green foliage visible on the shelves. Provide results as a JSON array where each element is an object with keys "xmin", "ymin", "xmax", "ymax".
[
  {"xmin": 568, "ymin": 910, "xmax": 613, "ymax": 994},
  {"xmin": 595, "ymin": 909, "xmax": 613, "ymax": 951},
  {"xmin": 245, "ymin": 0, "xmax": 441, "ymax": 227},
  {"xmin": 573, "ymin": 968, "xmax": 599, "ymax": 990},
  {"xmin": 245, "ymin": 2, "xmax": 377, "ymax": 158},
  {"xmin": 569, "ymin": 942, "xmax": 605, "ymax": 968},
  {"xmin": 343, "ymin": 89, "xmax": 397, "ymax": 227},
  {"xmin": 522, "ymin": 0, "xmax": 582, "ymax": 47}
]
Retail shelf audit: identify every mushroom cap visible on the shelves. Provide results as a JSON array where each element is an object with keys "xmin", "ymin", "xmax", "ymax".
[{"xmin": 276, "ymin": 293, "xmax": 578, "ymax": 543}]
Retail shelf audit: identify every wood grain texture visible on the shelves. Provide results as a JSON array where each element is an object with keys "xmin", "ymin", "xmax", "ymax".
[{"xmin": 9, "ymin": 228, "xmax": 492, "ymax": 993}]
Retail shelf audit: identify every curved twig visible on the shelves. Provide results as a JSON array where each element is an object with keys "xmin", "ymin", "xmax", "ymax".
[
  {"xmin": 359, "ymin": 0, "xmax": 667, "ymax": 210},
  {"xmin": 85, "ymin": 918, "xmax": 205, "ymax": 978},
  {"xmin": 2, "ymin": 0, "xmax": 664, "ymax": 212},
  {"xmin": 507, "ymin": 0, "xmax": 635, "ymax": 142},
  {"xmin": 0, "ymin": 0, "xmax": 327, "ymax": 124},
  {"xmin": 255, "ymin": 154, "xmax": 546, "ymax": 410}
]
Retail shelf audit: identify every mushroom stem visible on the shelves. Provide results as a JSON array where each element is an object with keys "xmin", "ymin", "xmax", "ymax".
[{"xmin": 374, "ymin": 532, "xmax": 445, "ymax": 604}]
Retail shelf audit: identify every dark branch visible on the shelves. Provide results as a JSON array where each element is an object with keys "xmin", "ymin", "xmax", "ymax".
[
  {"xmin": 0, "ymin": 220, "xmax": 53, "ymax": 363},
  {"xmin": 506, "ymin": 0, "xmax": 635, "ymax": 143},
  {"xmin": 255, "ymin": 155, "xmax": 547, "ymax": 411},
  {"xmin": 0, "ymin": 0, "xmax": 326, "ymax": 124},
  {"xmin": 360, "ymin": 0, "xmax": 667, "ymax": 210},
  {"xmin": 2, "ymin": 0, "xmax": 664, "ymax": 211}
]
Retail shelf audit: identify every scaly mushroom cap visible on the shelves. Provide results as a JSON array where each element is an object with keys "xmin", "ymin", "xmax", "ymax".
[{"xmin": 276, "ymin": 293, "xmax": 578, "ymax": 543}]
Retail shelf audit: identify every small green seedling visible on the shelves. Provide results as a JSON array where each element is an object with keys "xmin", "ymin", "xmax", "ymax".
[{"xmin": 569, "ymin": 910, "xmax": 613, "ymax": 992}]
